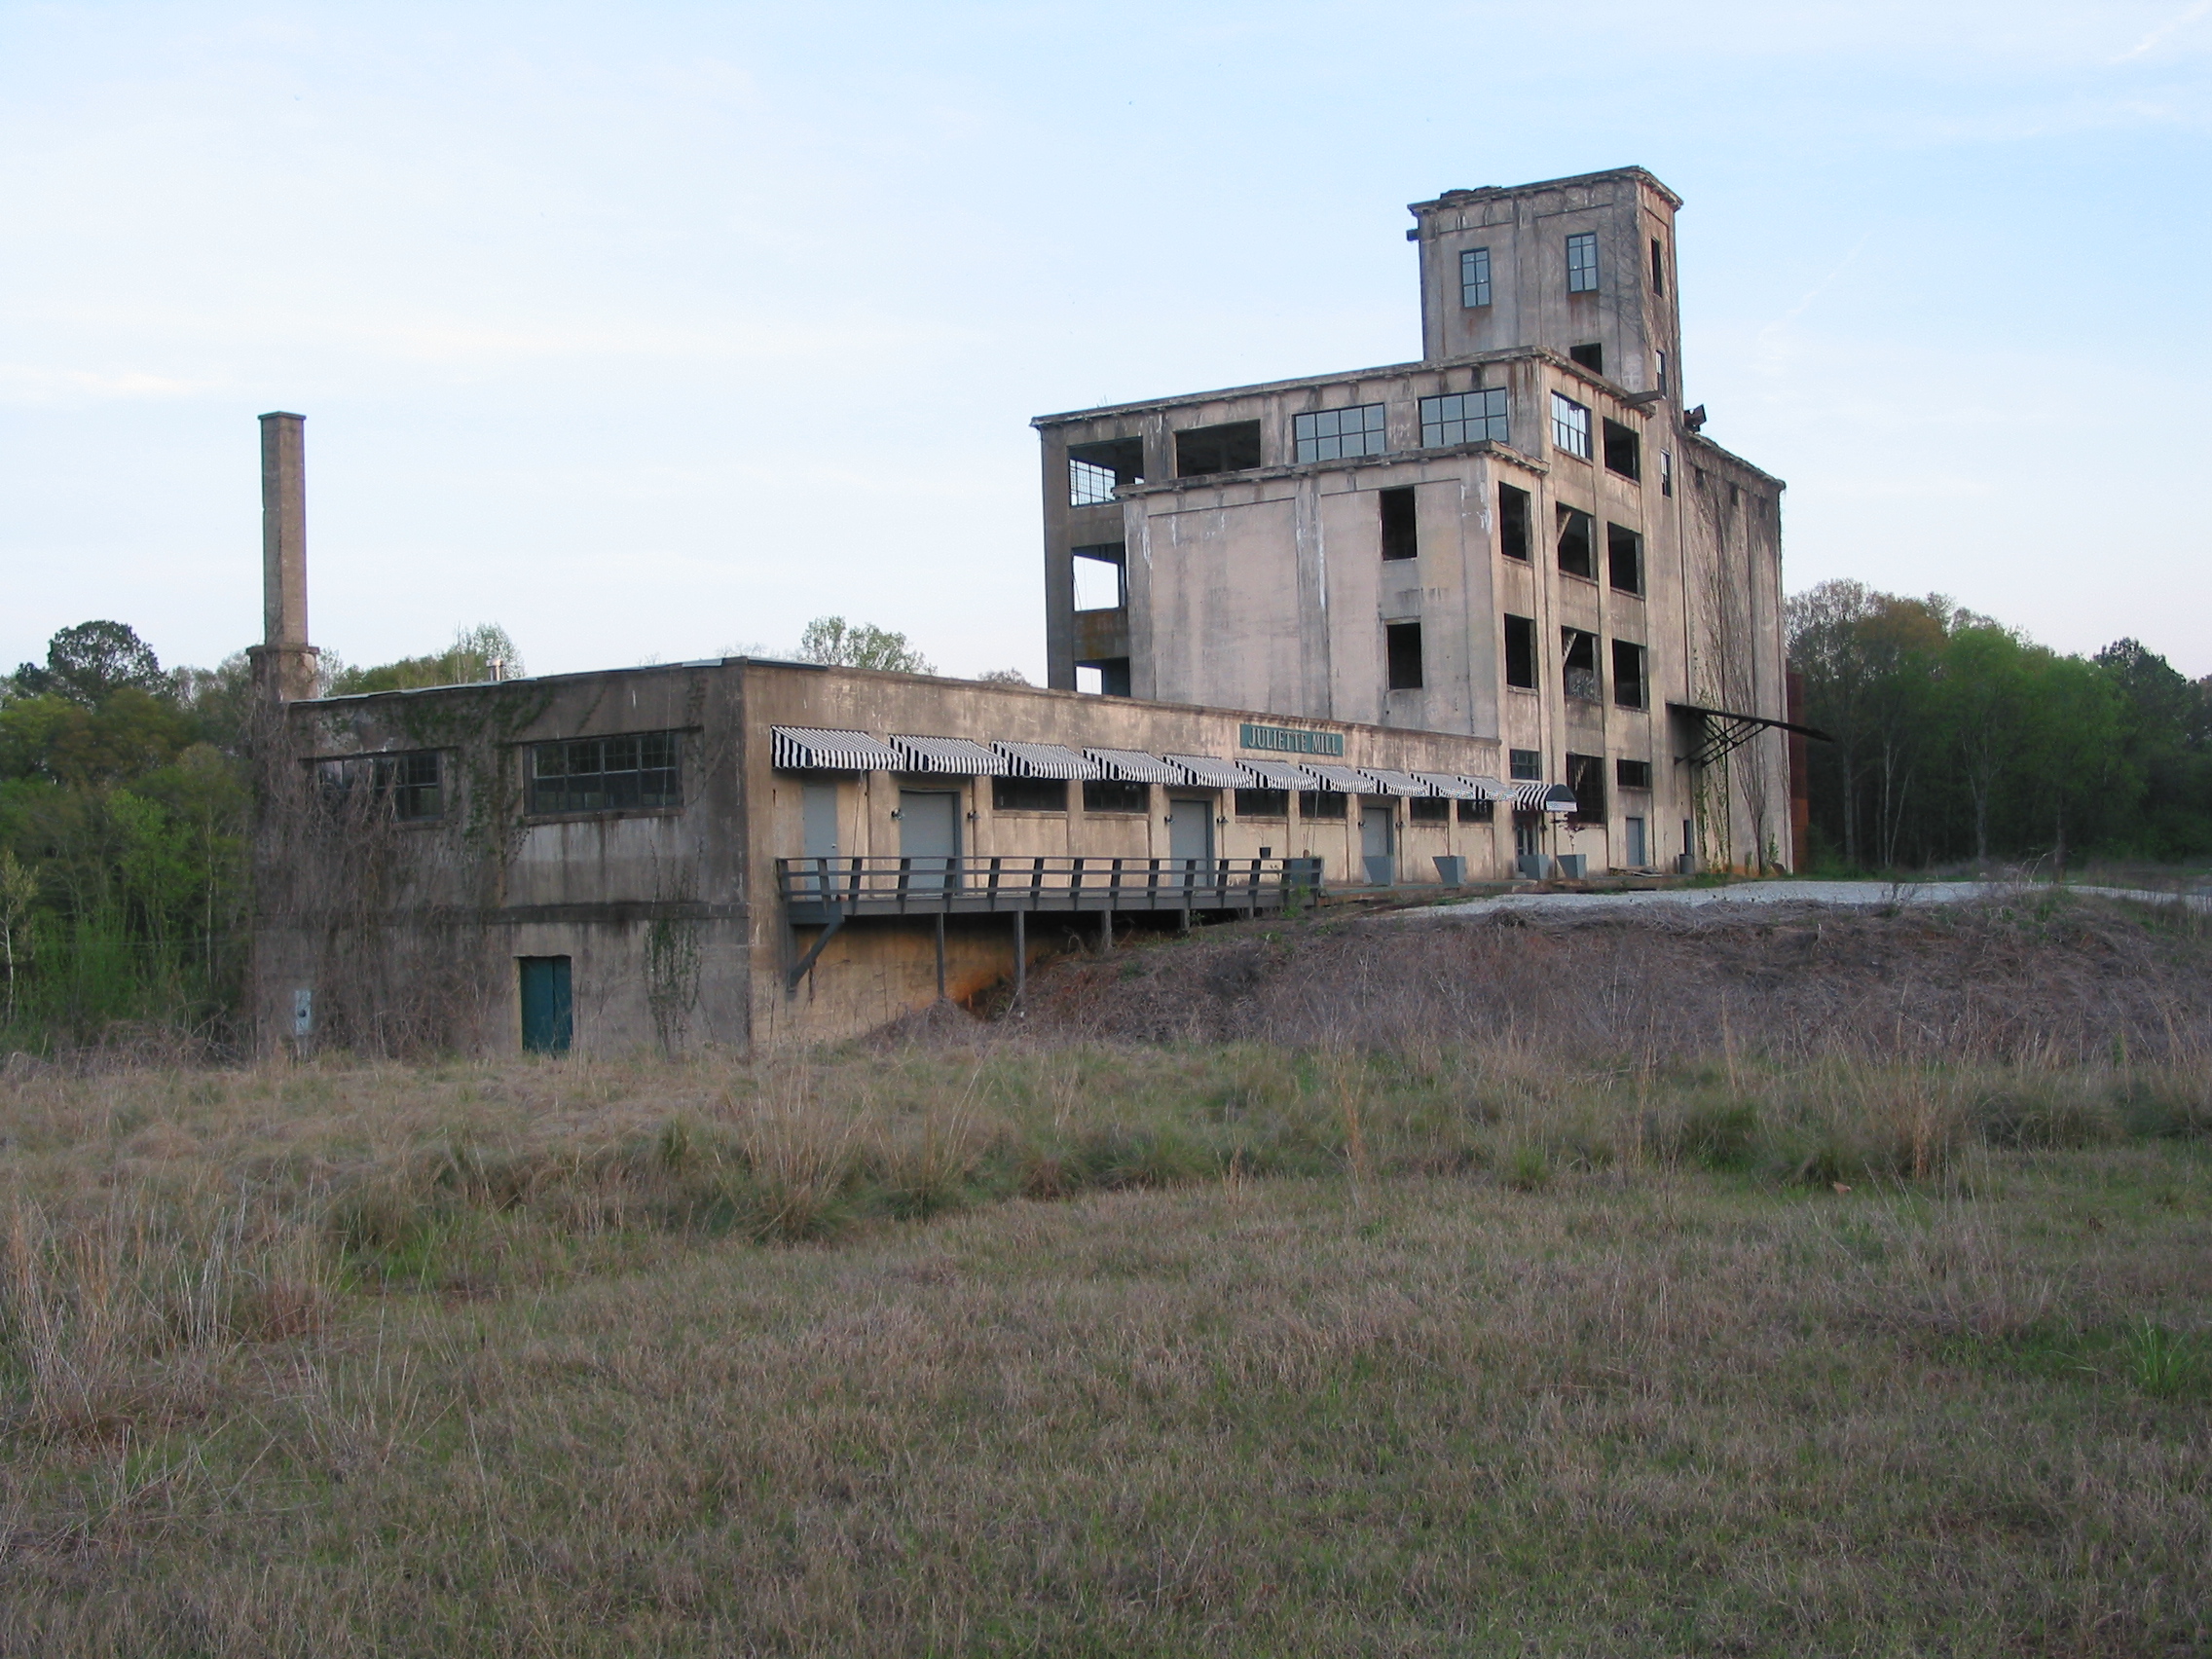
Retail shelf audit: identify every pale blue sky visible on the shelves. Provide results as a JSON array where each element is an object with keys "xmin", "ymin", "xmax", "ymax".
[{"xmin": 5, "ymin": 1, "xmax": 2209, "ymax": 682}]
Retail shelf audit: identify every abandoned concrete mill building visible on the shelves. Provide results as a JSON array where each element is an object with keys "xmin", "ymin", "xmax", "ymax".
[{"xmin": 252, "ymin": 166, "xmax": 1805, "ymax": 1056}]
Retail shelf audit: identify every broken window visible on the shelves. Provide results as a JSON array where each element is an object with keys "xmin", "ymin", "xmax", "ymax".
[
  {"xmin": 1457, "ymin": 796, "xmax": 1495, "ymax": 823},
  {"xmin": 1071, "ymin": 543, "xmax": 1125, "ymax": 610},
  {"xmin": 1293, "ymin": 403, "xmax": 1386, "ymax": 461},
  {"xmin": 1419, "ymin": 387, "xmax": 1508, "ymax": 447},
  {"xmin": 1385, "ymin": 622, "xmax": 1423, "ymax": 691},
  {"xmin": 1565, "ymin": 753, "xmax": 1607, "ymax": 824},
  {"xmin": 317, "ymin": 750, "xmax": 443, "ymax": 822},
  {"xmin": 1497, "ymin": 483, "xmax": 1531, "ymax": 561},
  {"xmin": 1460, "ymin": 245, "xmax": 1493, "ymax": 308},
  {"xmin": 1408, "ymin": 796, "xmax": 1451, "ymax": 825},
  {"xmin": 1503, "ymin": 614, "xmax": 1537, "ymax": 689},
  {"xmin": 1603, "ymin": 418, "xmax": 1641, "ymax": 480},
  {"xmin": 1556, "ymin": 506, "xmax": 1596, "ymax": 579},
  {"xmin": 1616, "ymin": 757, "xmax": 1653, "ymax": 791},
  {"xmin": 1075, "ymin": 658, "xmax": 1131, "ymax": 696},
  {"xmin": 1612, "ymin": 640, "xmax": 1647, "ymax": 709},
  {"xmin": 1569, "ymin": 343, "xmax": 1604, "ymax": 374},
  {"xmin": 1509, "ymin": 749, "xmax": 1543, "ymax": 781},
  {"xmin": 1550, "ymin": 392, "xmax": 1591, "ymax": 459},
  {"xmin": 992, "ymin": 776, "xmax": 1067, "ymax": 813},
  {"xmin": 1067, "ymin": 436, "xmax": 1144, "ymax": 507},
  {"xmin": 530, "ymin": 732, "xmax": 681, "ymax": 816},
  {"xmin": 1174, "ymin": 421, "xmax": 1262, "ymax": 478},
  {"xmin": 1656, "ymin": 350, "xmax": 1668, "ymax": 392},
  {"xmin": 1562, "ymin": 628, "xmax": 1601, "ymax": 702},
  {"xmin": 1084, "ymin": 778, "xmax": 1147, "ymax": 813},
  {"xmin": 1298, "ymin": 790, "xmax": 1347, "ymax": 820},
  {"xmin": 1606, "ymin": 524, "xmax": 1643, "ymax": 594},
  {"xmin": 1649, "ymin": 237, "xmax": 1667, "ymax": 296},
  {"xmin": 1380, "ymin": 487, "xmax": 1419, "ymax": 561},
  {"xmin": 1659, "ymin": 449, "xmax": 1674, "ymax": 498},
  {"xmin": 1235, "ymin": 789, "xmax": 1289, "ymax": 818},
  {"xmin": 1567, "ymin": 232, "xmax": 1599, "ymax": 293}
]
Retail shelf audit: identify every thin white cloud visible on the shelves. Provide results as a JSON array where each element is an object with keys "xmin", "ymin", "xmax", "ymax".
[{"xmin": 2113, "ymin": 0, "xmax": 2211, "ymax": 60}]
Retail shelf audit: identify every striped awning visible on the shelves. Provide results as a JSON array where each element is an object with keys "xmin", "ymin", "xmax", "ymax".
[
  {"xmin": 1298, "ymin": 763, "xmax": 1368, "ymax": 793},
  {"xmin": 1161, "ymin": 754, "xmax": 1259, "ymax": 789},
  {"xmin": 893, "ymin": 735, "xmax": 1009, "ymax": 775},
  {"xmin": 1086, "ymin": 748, "xmax": 1183, "ymax": 784},
  {"xmin": 1457, "ymin": 775, "xmax": 1514, "ymax": 800},
  {"xmin": 1236, "ymin": 757, "xmax": 1314, "ymax": 791},
  {"xmin": 771, "ymin": 726, "xmax": 903, "ymax": 771},
  {"xmin": 1411, "ymin": 771, "xmax": 1489, "ymax": 800},
  {"xmin": 1358, "ymin": 767, "xmax": 1435, "ymax": 796},
  {"xmin": 1513, "ymin": 782, "xmax": 1578, "ymax": 813},
  {"xmin": 993, "ymin": 741, "xmax": 1101, "ymax": 780}
]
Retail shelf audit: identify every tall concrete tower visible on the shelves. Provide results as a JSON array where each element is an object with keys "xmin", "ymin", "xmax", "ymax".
[{"xmin": 248, "ymin": 411, "xmax": 320, "ymax": 703}]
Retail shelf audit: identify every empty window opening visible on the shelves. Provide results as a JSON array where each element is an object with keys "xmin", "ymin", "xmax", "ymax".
[
  {"xmin": 530, "ymin": 732, "xmax": 680, "ymax": 816},
  {"xmin": 1294, "ymin": 403, "xmax": 1386, "ymax": 461},
  {"xmin": 1649, "ymin": 237, "xmax": 1666, "ymax": 296},
  {"xmin": 1075, "ymin": 657, "xmax": 1131, "ymax": 697},
  {"xmin": 1498, "ymin": 483, "xmax": 1531, "ymax": 561},
  {"xmin": 1298, "ymin": 790, "xmax": 1348, "ymax": 821},
  {"xmin": 1562, "ymin": 629, "xmax": 1602, "ymax": 703},
  {"xmin": 1656, "ymin": 350, "xmax": 1668, "ymax": 392},
  {"xmin": 1235, "ymin": 789, "xmax": 1289, "ymax": 818},
  {"xmin": 1550, "ymin": 392, "xmax": 1592, "ymax": 459},
  {"xmin": 992, "ymin": 776, "xmax": 1067, "ymax": 813},
  {"xmin": 1071, "ymin": 542, "xmax": 1124, "ymax": 610},
  {"xmin": 1419, "ymin": 388, "xmax": 1508, "ymax": 448},
  {"xmin": 1602, "ymin": 419, "xmax": 1641, "ymax": 480},
  {"xmin": 1460, "ymin": 245, "xmax": 1493, "ymax": 308},
  {"xmin": 1568, "ymin": 343, "xmax": 1604, "ymax": 374},
  {"xmin": 1612, "ymin": 640, "xmax": 1647, "ymax": 710},
  {"xmin": 1567, "ymin": 232, "xmax": 1599, "ymax": 293},
  {"xmin": 1616, "ymin": 758, "xmax": 1654, "ymax": 791},
  {"xmin": 1606, "ymin": 524, "xmax": 1643, "ymax": 594},
  {"xmin": 1503, "ymin": 614, "xmax": 1537, "ymax": 689},
  {"xmin": 1084, "ymin": 778, "xmax": 1148, "ymax": 813},
  {"xmin": 1660, "ymin": 449, "xmax": 1674, "ymax": 498},
  {"xmin": 1509, "ymin": 749, "xmax": 1543, "ymax": 782},
  {"xmin": 1556, "ymin": 506, "xmax": 1596, "ymax": 579},
  {"xmin": 1380, "ymin": 487, "xmax": 1419, "ymax": 561},
  {"xmin": 1174, "ymin": 421, "xmax": 1263, "ymax": 478},
  {"xmin": 1565, "ymin": 753, "xmax": 1607, "ymax": 825},
  {"xmin": 1067, "ymin": 436, "xmax": 1144, "ymax": 507},
  {"xmin": 1385, "ymin": 622, "xmax": 1424, "ymax": 691},
  {"xmin": 1457, "ymin": 796, "xmax": 1495, "ymax": 823},
  {"xmin": 1408, "ymin": 796, "xmax": 1451, "ymax": 825}
]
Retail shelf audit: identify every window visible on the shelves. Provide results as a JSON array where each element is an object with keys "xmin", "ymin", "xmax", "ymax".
[
  {"xmin": 1084, "ymin": 778, "xmax": 1148, "ymax": 813},
  {"xmin": 1075, "ymin": 658, "xmax": 1131, "ymax": 697},
  {"xmin": 1562, "ymin": 629, "xmax": 1601, "ymax": 702},
  {"xmin": 1656, "ymin": 350, "xmax": 1668, "ymax": 392},
  {"xmin": 1294, "ymin": 403, "xmax": 1387, "ymax": 462},
  {"xmin": 1649, "ymin": 237, "xmax": 1666, "ymax": 296},
  {"xmin": 1504, "ymin": 614, "xmax": 1537, "ymax": 689},
  {"xmin": 1460, "ymin": 246, "xmax": 1492, "ymax": 307},
  {"xmin": 1174, "ymin": 421, "xmax": 1262, "ymax": 477},
  {"xmin": 530, "ymin": 732, "xmax": 681, "ymax": 816},
  {"xmin": 992, "ymin": 776, "xmax": 1066, "ymax": 813},
  {"xmin": 1603, "ymin": 419, "xmax": 1641, "ymax": 480},
  {"xmin": 1498, "ymin": 483, "xmax": 1531, "ymax": 561},
  {"xmin": 1457, "ymin": 797, "xmax": 1495, "ymax": 823},
  {"xmin": 1235, "ymin": 789, "xmax": 1289, "ymax": 818},
  {"xmin": 1606, "ymin": 524, "xmax": 1643, "ymax": 594},
  {"xmin": 1612, "ymin": 640, "xmax": 1647, "ymax": 710},
  {"xmin": 1556, "ymin": 506, "xmax": 1596, "ymax": 579},
  {"xmin": 1509, "ymin": 749, "xmax": 1543, "ymax": 782},
  {"xmin": 1380, "ymin": 488, "xmax": 1419, "ymax": 561},
  {"xmin": 1385, "ymin": 622, "xmax": 1423, "ymax": 690},
  {"xmin": 1616, "ymin": 758, "xmax": 1654, "ymax": 791},
  {"xmin": 1569, "ymin": 343, "xmax": 1604, "ymax": 374},
  {"xmin": 1565, "ymin": 753, "xmax": 1606, "ymax": 824},
  {"xmin": 1419, "ymin": 388, "xmax": 1509, "ymax": 448},
  {"xmin": 1409, "ymin": 796, "xmax": 1450, "ymax": 825},
  {"xmin": 1071, "ymin": 543, "xmax": 1124, "ymax": 610},
  {"xmin": 1659, "ymin": 449, "xmax": 1674, "ymax": 498},
  {"xmin": 1067, "ymin": 436, "xmax": 1143, "ymax": 507},
  {"xmin": 318, "ymin": 750, "xmax": 443, "ymax": 822},
  {"xmin": 1567, "ymin": 232, "xmax": 1599, "ymax": 293},
  {"xmin": 1298, "ymin": 790, "xmax": 1347, "ymax": 820},
  {"xmin": 1550, "ymin": 392, "xmax": 1591, "ymax": 459}
]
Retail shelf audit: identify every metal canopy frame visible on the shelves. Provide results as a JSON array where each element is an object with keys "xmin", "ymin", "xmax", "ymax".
[{"xmin": 1668, "ymin": 702, "xmax": 1832, "ymax": 769}]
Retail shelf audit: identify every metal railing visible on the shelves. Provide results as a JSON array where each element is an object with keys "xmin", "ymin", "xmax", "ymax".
[{"xmin": 776, "ymin": 855, "xmax": 1320, "ymax": 920}]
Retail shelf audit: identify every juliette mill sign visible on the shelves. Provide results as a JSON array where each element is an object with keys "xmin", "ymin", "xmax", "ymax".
[{"xmin": 1237, "ymin": 722, "xmax": 1346, "ymax": 757}]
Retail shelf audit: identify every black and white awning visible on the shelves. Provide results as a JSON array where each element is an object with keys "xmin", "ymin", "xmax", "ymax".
[
  {"xmin": 1161, "ymin": 755, "xmax": 1259, "ymax": 790},
  {"xmin": 894, "ymin": 735, "xmax": 1009, "ymax": 775},
  {"xmin": 771, "ymin": 726, "xmax": 904, "ymax": 771},
  {"xmin": 1236, "ymin": 757, "xmax": 1314, "ymax": 791},
  {"xmin": 1512, "ymin": 782, "xmax": 1578, "ymax": 813},
  {"xmin": 1085, "ymin": 749, "xmax": 1184, "ymax": 784},
  {"xmin": 1297, "ymin": 763, "xmax": 1368, "ymax": 793},
  {"xmin": 993, "ymin": 741, "xmax": 1101, "ymax": 779},
  {"xmin": 1358, "ymin": 767, "xmax": 1434, "ymax": 797},
  {"xmin": 1410, "ymin": 771, "xmax": 1489, "ymax": 800}
]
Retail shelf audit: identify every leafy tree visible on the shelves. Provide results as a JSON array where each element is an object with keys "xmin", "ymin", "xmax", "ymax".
[
  {"xmin": 977, "ymin": 667, "xmax": 1030, "ymax": 685},
  {"xmin": 327, "ymin": 624, "xmax": 524, "ymax": 695},
  {"xmin": 13, "ymin": 620, "xmax": 166, "ymax": 707},
  {"xmin": 795, "ymin": 616, "xmax": 935, "ymax": 675}
]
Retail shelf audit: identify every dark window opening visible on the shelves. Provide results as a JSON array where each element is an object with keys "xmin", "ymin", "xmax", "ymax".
[
  {"xmin": 1569, "ymin": 342, "xmax": 1604, "ymax": 374},
  {"xmin": 530, "ymin": 732, "xmax": 681, "ymax": 816},
  {"xmin": 1562, "ymin": 629, "xmax": 1601, "ymax": 703},
  {"xmin": 1460, "ymin": 245, "xmax": 1492, "ymax": 307},
  {"xmin": 1380, "ymin": 487, "xmax": 1419, "ymax": 561},
  {"xmin": 1650, "ymin": 237, "xmax": 1667, "ymax": 296},
  {"xmin": 1385, "ymin": 622, "xmax": 1423, "ymax": 691},
  {"xmin": 1567, "ymin": 232, "xmax": 1599, "ymax": 293},
  {"xmin": 1067, "ymin": 436, "xmax": 1144, "ymax": 507},
  {"xmin": 1660, "ymin": 449, "xmax": 1674, "ymax": 498},
  {"xmin": 1174, "ymin": 421, "xmax": 1263, "ymax": 478},
  {"xmin": 1293, "ymin": 403, "xmax": 1386, "ymax": 461},
  {"xmin": 1509, "ymin": 749, "xmax": 1543, "ymax": 782},
  {"xmin": 1457, "ymin": 796, "xmax": 1495, "ymax": 823},
  {"xmin": 1419, "ymin": 388, "xmax": 1508, "ymax": 447},
  {"xmin": 1617, "ymin": 757, "xmax": 1654, "ymax": 791},
  {"xmin": 318, "ymin": 750, "xmax": 443, "ymax": 822},
  {"xmin": 1084, "ymin": 778, "xmax": 1148, "ymax": 814},
  {"xmin": 1075, "ymin": 658, "xmax": 1131, "ymax": 697},
  {"xmin": 1071, "ymin": 542, "xmax": 1124, "ymax": 610},
  {"xmin": 1498, "ymin": 483, "xmax": 1531, "ymax": 561},
  {"xmin": 1603, "ymin": 419, "xmax": 1641, "ymax": 480},
  {"xmin": 1235, "ymin": 789, "xmax": 1289, "ymax": 818},
  {"xmin": 1565, "ymin": 753, "xmax": 1606, "ymax": 825},
  {"xmin": 1612, "ymin": 640, "xmax": 1647, "ymax": 710},
  {"xmin": 1298, "ymin": 790, "xmax": 1347, "ymax": 821},
  {"xmin": 1556, "ymin": 506, "xmax": 1596, "ymax": 579},
  {"xmin": 1408, "ymin": 796, "xmax": 1451, "ymax": 825},
  {"xmin": 1606, "ymin": 524, "xmax": 1643, "ymax": 594},
  {"xmin": 1503, "ymin": 614, "xmax": 1537, "ymax": 689},
  {"xmin": 992, "ymin": 776, "xmax": 1067, "ymax": 813}
]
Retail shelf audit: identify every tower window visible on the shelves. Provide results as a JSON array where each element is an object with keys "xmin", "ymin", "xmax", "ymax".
[
  {"xmin": 1498, "ymin": 483, "xmax": 1531, "ymax": 561},
  {"xmin": 1606, "ymin": 524, "xmax": 1643, "ymax": 595},
  {"xmin": 1509, "ymin": 749, "xmax": 1542, "ymax": 781},
  {"xmin": 1293, "ymin": 403, "xmax": 1387, "ymax": 462},
  {"xmin": 1660, "ymin": 450, "xmax": 1675, "ymax": 498},
  {"xmin": 1617, "ymin": 757, "xmax": 1654, "ymax": 791},
  {"xmin": 1556, "ymin": 506, "xmax": 1596, "ymax": 579},
  {"xmin": 1066, "ymin": 435, "xmax": 1144, "ymax": 507},
  {"xmin": 1173, "ymin": 421, "xmax": 1263, "ymax": 478},
  {"xmin": 1602, "ymin": 419, "xmax": 1641, "ymax": 480},
  {"xmin": 1567, "ymin": 233, "xmax": 1599, "ymax": 293},
  {"xmin": 1569, "ymin": 343, "xmax": 1604, "ymax": 374},
  {"xmin": 1385, "ymin": 622, "xmax": 1423, "ymax": 690},
  {"xmin": 1419, "ymin": 388, "xmax": 1509, "ymax": 448},
  {"xmin": 1562, "ymin": 629, "xmax": 1601, "ymax": 703},
  {"xmin": 1380, "ymin": 488, "xmax": 1419, "ymax": 561},
  {"xmin": 1550, "ymin": 392, "xmax": 1592, "ymax": 460},
  {"xmin": 1612, "ymin": 641, "xmax": 1647, "ymax": 710},
  {"xmin": 1650, "ymin": 238, "xmax": 1667, "ymax": 296},
  {"xmin": 1071, "ymin": 543, "xmax": 1124, "ymax": 610},
  {"xmin": 1460, "ymin": 246, "xmax": 1493, "ymax": 308},
  {"xmin": 1503, "ymin": 615, "xmax": 1536, "ymax": 689}
]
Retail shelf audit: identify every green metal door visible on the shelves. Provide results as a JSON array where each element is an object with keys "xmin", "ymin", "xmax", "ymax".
[{"xmin": 519, "ymin": 956, "xmax": 572, "ymax": 1054}]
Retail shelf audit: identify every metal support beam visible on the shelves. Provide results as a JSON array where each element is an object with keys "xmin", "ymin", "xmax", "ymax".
[
  {"xmin": 1099, "ymin": 908, "xmax": 1112, "ymax": 955},
  {"xmin": 784, "ymin": 911, "xmax": 845, "ymax": 993},
  {"xmin": 1013, "ymin": 909, "xmax": 1026, "ymax": 1005},
  {"xmin": 934, "ymin": 912, "xmax": 946, "ymax": 1000}
]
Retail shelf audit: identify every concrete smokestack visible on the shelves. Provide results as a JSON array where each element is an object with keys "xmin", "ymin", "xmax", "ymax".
[{"xmin": 251, "ymin": 411, "xmax": 319, "ymax": 702}]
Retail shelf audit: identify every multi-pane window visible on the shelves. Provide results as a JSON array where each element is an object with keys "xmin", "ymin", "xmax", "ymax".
[
  {"xmin": 1298, "ymin": 791, "xmax": 1348, "ymax": 821},
  {"xmin": 318, "ymin": 751, "xmax": 443, "ymax": 822},
  {"xmin": 1616, "ymin": 758, "xmax": 1654, "ymax": 791},
  {"xmin": 1066, "ymin": 436, "xmax": 1143, "ymax": 507},
  {"xmin": 1069, "ymin": 457, "xmax": 1119, "ymax": 507},
  {"xmin": 1409, "ymin": 796, "xmax": 1451, "ymax": 825},
  {"xmin": 1083, "ymin": 779, "xmax": 1148, "ymax": 814},
  {"xmin": 1460, "ymin": 246, "xmax": 1493, "ymax": 308},
  {"xmin": 1565, "ymin": 753, "xmax": 1607, "ymax": 824},
  {"xmin": 1235, "ymin": 789, "xmax": 1289, "ymax": 818},
  {"xmin": 992, "ymin": 776, "xmax": 1067, "ymax": 813},
  {"xmin": 1457, "ymin": 796, "xmax": 1495, "ymax": 823},
  {"xmin": 1509, "ymin": 749, "xmax": 1543, "ymax": 782},
  {"xmin": 529, "ymin": 732, "xmax": 681, "ymax": 816},
  {"xmin": 1550, "ymin": 392, "xmax": 1592, "ymax": 459},
  {"xmin": 1293, "ymin": 403, "xmax": 1387, "ymax": 462},
  {"xmin": 1567, "ymin": 232, "xmax": 1599, "ymax": 293},
  {"xmin": 1419, "ymin": 388, "xmax": 1509, "ymax": 448}
]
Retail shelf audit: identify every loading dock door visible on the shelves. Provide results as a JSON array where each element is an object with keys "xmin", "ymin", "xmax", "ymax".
[
  {"xmin": 900, "ymin": 790, "xmax": 960, "ymax": 892},
  {"xmin": 519, "ymin": 956, "xmax": 572, "ymax": 1054},
  {"xmin": 1359, "ymin": 798, "xmax": 1394, "ymax": 859},
  {"xmin": 801, "ymin": 783, "xmax": 840, "ymax": 860},
  {"xmin": 1168, "ymin": 796, "xmax": 1214, "ymax": 874}
]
